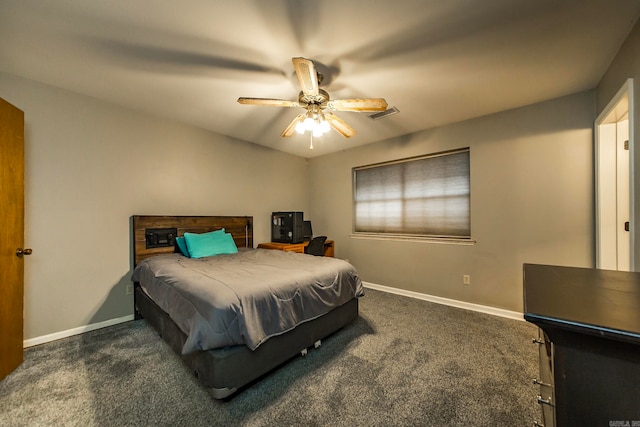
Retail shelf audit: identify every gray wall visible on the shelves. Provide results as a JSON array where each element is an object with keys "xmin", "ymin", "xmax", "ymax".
[
  {"xmin": 596, "ymin": 19, "xmax": 640, "ymax": 269},
  {"xmin": 308, "ymin": 91, "xmax": 595, "ymax": 312},
  {"xmin": 7, "ymin": 17, "xmax": 640, "ymax": 339},
  {"xmin": 0, "ymin": 72, "xmax": 308, "ymax": 340}
]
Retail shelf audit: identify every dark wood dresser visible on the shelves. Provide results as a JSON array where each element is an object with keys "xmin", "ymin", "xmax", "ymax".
[{"xmin": 523, "ymin": 264, "xmax": 640, "ymax": 427}]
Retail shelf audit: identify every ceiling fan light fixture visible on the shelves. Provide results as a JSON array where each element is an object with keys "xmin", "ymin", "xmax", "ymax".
[
  {"xmin": 320, "ymin": 117, "xmax": 331, "ymax": 133},
  {"xmin": 303, "ymin": 116, "xmax": 315, "ymax": 131},
  {"xmin": 238, "ymin": 57, "xmax": 386, "ymax": 143},
  {"xmin": 295, "ymin": 108, "xmax": 331, "ymax": 136}
]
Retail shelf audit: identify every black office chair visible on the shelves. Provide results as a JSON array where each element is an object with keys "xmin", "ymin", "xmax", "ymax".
[{"xmin": 305, "ymin": 236, "xmax": 327, "ymax": 256}]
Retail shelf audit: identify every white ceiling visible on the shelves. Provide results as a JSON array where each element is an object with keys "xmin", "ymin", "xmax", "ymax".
[{"xmin": 1, "ymin": 0, "xmax": 639, "ymax": 158}]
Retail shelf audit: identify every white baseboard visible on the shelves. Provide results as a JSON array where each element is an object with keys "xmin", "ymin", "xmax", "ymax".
[
  {"xmin": 23, "ymin": 285, "xmax": 522, "ymax": 348},
  {"xmin": 363, "ymin": 282, "xmax": 524, "ymax": 321},
  {"xmin": 23, "ymin": 314, "xmax": 135, "ymax": 348}
]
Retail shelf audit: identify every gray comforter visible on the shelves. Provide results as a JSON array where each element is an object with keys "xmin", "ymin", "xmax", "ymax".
[{"xmin": 131, "ymin": 248, "xmax": 364, "ymax": 353}]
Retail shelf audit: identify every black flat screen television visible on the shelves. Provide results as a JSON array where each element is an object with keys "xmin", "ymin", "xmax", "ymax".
[{"xmin": 303, "ymin": 220, "xmax": 313, "ymax": 241}]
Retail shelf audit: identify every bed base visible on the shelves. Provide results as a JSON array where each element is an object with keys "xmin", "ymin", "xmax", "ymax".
[{"xmin": 134, "ymin": 283, "xmax": 358, "ymax": 399}]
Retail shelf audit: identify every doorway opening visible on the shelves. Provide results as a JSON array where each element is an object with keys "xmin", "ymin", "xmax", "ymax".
[{"xmin": 595, "ymin": 78, "xmax": 634, "ymax": 271}]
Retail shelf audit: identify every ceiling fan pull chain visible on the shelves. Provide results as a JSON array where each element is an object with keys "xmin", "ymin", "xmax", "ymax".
[{"xmin": 309, "ymin": 134, "xmax": 314, "ymax": 149}]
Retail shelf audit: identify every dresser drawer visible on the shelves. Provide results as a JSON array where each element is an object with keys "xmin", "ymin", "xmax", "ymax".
[{"xmin": 533, "ymin": 329, "xmax": 555, "ymax": 427}]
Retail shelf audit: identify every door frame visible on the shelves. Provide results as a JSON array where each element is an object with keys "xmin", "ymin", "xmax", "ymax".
[{"xmin": 595, "ymin": 78, "xmax": 635, "ymax": 271}]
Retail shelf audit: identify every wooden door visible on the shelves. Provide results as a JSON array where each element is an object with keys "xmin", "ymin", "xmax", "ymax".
[{"xmin": 0, "ymin": 98, "xmax": 25, "ymax": 380}]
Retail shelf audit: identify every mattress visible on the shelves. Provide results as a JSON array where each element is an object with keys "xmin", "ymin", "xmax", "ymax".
[{"xmin": 131, "ymin": 248, "xmax": 364, "ymax": 353}]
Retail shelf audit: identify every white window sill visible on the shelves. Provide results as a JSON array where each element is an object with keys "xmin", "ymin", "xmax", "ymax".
[{"xmin": 349, "ymin": 233, "xmax": 476, "ymax": 245}]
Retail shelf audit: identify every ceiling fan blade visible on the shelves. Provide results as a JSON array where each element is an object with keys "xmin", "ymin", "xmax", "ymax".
[
  {"xmin": 281, "ymin": 113, "xmax": 306, "ymax": 137},
  {"xmin": 325, "ymin": 98, "xmax": 388, "ymax": 112},
  {"xmin": 237, "ymin": 97, "xmax": 301, "ymax": 108},
  {"xmin": 292, "ymin": 57, "xmax": 319, "ymax": 97},
  {"xmin": 325, "ymin": 112, "xmax": 356, "ymax": 138}
]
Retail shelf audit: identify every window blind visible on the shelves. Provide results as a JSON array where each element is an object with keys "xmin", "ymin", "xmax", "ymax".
[{"xmin": 353, "ymin": 149, "xmax": 470, "ymax": 238}]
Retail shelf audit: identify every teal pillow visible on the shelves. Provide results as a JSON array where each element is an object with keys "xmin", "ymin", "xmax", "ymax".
[
  {"xmin": 184, "ymin": 230, "xmax": 237, "ymax": 258},
  {"xmin": 178, "ymin": 229, "xmax": 224, "ymax": 258},
  {"xmin": 176, "ymin": 236, "xmax": 190, "ymax": 257}
]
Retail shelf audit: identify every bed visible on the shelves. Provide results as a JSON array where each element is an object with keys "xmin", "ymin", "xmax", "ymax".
[{"xmin": 131, "ymin": 215, "xmax": 363, "ymax": 399}]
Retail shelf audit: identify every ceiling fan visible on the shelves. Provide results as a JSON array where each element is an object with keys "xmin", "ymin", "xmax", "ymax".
[{"xmin": 237, "ymin": 57, "xmax": 388, "ymax": 141}]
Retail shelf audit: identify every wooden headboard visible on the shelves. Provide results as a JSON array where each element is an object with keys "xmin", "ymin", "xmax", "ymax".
[{"xmin": 132, "ymin": 215, "xmax": 253, "ymax": 265}]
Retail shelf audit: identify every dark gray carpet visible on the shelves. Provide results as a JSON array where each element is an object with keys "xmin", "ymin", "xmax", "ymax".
[{"xmin": 0, "ymin": 289, "xmax": 540, "ymax": 426}]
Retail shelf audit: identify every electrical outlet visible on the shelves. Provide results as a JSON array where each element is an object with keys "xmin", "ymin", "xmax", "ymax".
[
  {"xmin": 126, "ymin": 284, "xmax": 134, "ymax": 295},
  {"xmin": 463, "ymin": 275, "xmax": 471, "ymax": 285}
]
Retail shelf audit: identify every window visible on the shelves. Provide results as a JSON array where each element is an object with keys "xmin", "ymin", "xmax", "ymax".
[{"xmin": 353, "ymin": 148, "xmax": 470, "ymax": 239}]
